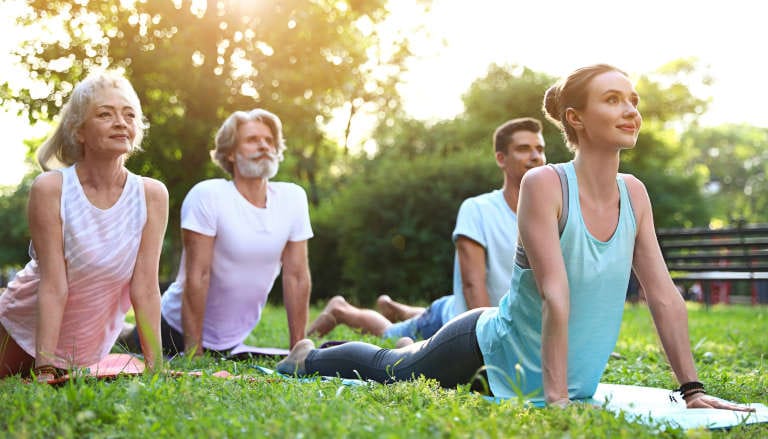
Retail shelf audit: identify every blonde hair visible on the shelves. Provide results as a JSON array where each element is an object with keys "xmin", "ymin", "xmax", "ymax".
[
  {"xmin": 542, "ymin": 64, "xmax": 627, "ymax": 151},
  {"xmin": 36, "ymin": 70, "xmax": 147, "ymax": 170},
  {"xmin": 212, "ymin": 108, "xmax": 286, "ymax": 176}
]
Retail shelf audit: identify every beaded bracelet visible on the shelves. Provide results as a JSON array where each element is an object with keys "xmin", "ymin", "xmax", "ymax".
[
  {"xmin": 33, "ymin": 365, "xmax": 64, "ymax": 378},
  {"xmin": 677, "ymin": 380, "xmax": 705, "ymax": 394},
  {"xmin": 669, "ymin": 381, "xmax": 706, "ymax": 403}
]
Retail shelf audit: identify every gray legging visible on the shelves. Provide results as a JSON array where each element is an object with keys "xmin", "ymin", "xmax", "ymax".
[{"xmin": 304, "ymin": 308, "xmax": 490, "ymax": 393}]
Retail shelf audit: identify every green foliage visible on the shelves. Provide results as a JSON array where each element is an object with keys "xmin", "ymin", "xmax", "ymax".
[
  {"xmin": 620, "ymin": 130, "xmax": 711, "ymax": 228},
  {"xmin": 1, "ymin": 303, "xmax": 765, "ymax": 437},
  {"xmin": 372, "ymin": 64, "xmax": 571, "ymax": 164},
  {"xmin": 681, "ymin": 124, "xmax": 768, "ymax": 224},
  {"xmin": 309, "ymin": 150, "xmax": 501, "ymax": 304},
  {"xmin": 0, "ymin": 176, "xmax": 33, "ymax": 270},
  {"xmin": 2, "ymin": 0, "xmax": 414, "ymax": 275},
  {"xmin": 460, "ymin": 64, "xmax": 570, "ymax": 164}
]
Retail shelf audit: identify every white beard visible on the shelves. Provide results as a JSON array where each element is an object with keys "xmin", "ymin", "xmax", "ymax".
[{"xmin": 235, "ymin": 152, "xmax": 279, "ymax": 179}]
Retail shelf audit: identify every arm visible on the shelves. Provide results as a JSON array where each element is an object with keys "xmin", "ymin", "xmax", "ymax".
[
  {"xmin": 129, "ymin": 178, "xmax": 168, "ymax": 371},
  {"xmin": 180, "ymin": 229, "xmax": 215, "ymax": 356},
  {"xmin": 626, "ymin": 176, "xmax": 753, "ymax": 411},
  {"xmin": 517, "ymin": 167, "xmax": 571, "ymax": 405},
  {"xmin": 29, "ymin": 172, "xmax": 68, "ymax": 376},
  {"xmin": 455, "ymin": 236, "xmax": 490, "ymax": 308},
  {"xmin": 281, "ymin": 239, "xmax": 311, "ymax": 348}
]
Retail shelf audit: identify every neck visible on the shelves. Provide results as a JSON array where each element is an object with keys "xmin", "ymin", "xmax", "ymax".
[
  {"xmin": 572, "ymin": 147, "xmax": 621, "ymax": 200},
  {"xmin": 501, "ymin": 175, "xmax": 521, "ymax": 213},
  {"xmin": 75, "ymin": 158, "xmax": 127, "ymax": 189},
  {"xmin": 234, "ymin": 175, "xmax": 269, "ymax": 208}
]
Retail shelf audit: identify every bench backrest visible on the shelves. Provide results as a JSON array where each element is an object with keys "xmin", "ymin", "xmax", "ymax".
[{"xmin": 656, "ymin": 224, "xmax": 768, "ymax": 273}]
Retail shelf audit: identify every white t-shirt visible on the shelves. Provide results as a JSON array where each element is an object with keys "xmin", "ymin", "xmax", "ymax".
[
  {"xmin": 450, "ymin": 190, "xmax": 518, "ymax": 319},
  {"xmin": 161, "ymin": 179, "xmax": 313, "ymax": 350}
]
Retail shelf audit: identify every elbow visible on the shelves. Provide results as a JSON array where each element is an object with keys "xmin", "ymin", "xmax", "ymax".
[
  {"xmin": 186, "ymin": 268, "xmax": 211, "ymax": 292},
  {"xmin": 541, "ymin": 292, "xmax": 569, "ymax": 324}
]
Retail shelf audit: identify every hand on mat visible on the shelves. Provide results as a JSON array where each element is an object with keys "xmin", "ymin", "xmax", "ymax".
[
  {"xmin": 547, "ymin": 398, "xmax": 571, "ymax": 408},
  {"xmin": 686, "ymin": 393, "xmax": 756, "ymax": 412}
]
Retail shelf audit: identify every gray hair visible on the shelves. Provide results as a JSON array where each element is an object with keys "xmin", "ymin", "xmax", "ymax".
[
  {"xmin": 36, "ymin": 70, "xmax": 147, "ymax": 171},
  {"xmin": 212, "ymin": 108, "xmax": 286, "ymax": 176}
]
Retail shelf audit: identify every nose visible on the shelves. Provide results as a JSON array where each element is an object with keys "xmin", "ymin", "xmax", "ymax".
[
  {"xmin": 113, "ymin": 113, "xmax": 128, "ymax": 127},
  {"xmin": 530, "ymin": 148, "xmax": 543, "ymax": 163},
  {"xmin": 623, "ymin": 102, "xmax": 639, "ymax": 118}
]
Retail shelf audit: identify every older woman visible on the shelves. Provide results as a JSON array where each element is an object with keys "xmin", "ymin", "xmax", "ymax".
[{"xmin": 0, "ymin": 71, "xmax": 168, "ymax": 381}]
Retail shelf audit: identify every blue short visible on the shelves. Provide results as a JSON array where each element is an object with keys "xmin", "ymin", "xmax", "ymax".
[{"xmin": 382, "ymin": 295, "xmax": 452, "ymax": 340}]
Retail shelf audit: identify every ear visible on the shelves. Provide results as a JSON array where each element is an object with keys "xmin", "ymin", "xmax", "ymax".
[
  {"xmin": 75, "ymin": 126, "xmax": 85, "ymax": 145},
  {"xmin": 494, "ymin": 150, "xmax": 506, "ymax": 168},
  {"xmin": 565, "ymin": 108, "xmax": 583, "ymax": 131}
]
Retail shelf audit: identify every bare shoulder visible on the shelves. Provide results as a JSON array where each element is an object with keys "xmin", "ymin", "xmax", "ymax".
[
  {"xmin": 140, "ymin": 176, "xmax": 169, "ymax": 202},
  {"xmin": 619, "ymin": 173, "xmax": 653, "ymax": 228},
  {"xmin": 619, "ymin": 173, "xmax": 651, "ymax": 208},
  {"xmin": 30, "ymin": 171, "xmax": 63, "ymax": 201},
  {"xmin": 521, "ymin": 165, "xmax": 562, "ymax": 199}
]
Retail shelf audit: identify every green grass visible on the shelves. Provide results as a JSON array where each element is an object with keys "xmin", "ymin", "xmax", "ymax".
[{"xmin": 1, "ymin": 303, "xmax": 765, "ymax": 438}]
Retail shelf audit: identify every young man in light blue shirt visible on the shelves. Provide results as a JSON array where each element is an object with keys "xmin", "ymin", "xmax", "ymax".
[{"xmin": 307, "ymin": 117, "xmax": 546, "ymax": 342}]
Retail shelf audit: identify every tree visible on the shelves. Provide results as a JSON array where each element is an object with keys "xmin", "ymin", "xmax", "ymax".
[
  {"xmin": 2, "ymin": 0, "xmax": 417, "ymax": 276},
  {"xmin": 371, "ymin": 64, "xmax": 567, "ymax": 163},
  {"xmin": 681, "ymin": 124, "xmax": 768, "ymax": 224},
  {"xmin": 619, "ymin": 59, "xmax": 714, "ymax": 227},
  {"xmin": 309, "ymin": 149, "xmax": 501, "ymax": 303}
]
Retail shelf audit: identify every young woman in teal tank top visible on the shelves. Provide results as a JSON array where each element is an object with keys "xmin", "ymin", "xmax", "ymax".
[{"xmin": 277, "ymin": 64, "xmax": 754, "ymax": 413}]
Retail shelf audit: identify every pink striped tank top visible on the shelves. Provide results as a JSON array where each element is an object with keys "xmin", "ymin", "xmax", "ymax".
[{"xmin": 0, "ymin": 165, "xmax": 147, "ymax": 368}]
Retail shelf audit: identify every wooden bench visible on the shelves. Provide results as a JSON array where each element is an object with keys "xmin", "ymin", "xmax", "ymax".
[{"xmin": 656, "ymin": 223, "xmax": 768, "ymax": 305}]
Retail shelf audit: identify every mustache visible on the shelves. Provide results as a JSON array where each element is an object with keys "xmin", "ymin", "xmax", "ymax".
[{"xmin": 239, "ymin": 151, "xmax": 279, "ymax": 161}]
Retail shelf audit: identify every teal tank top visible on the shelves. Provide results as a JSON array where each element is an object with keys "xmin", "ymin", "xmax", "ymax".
[{"xmin": 475, "ymin": 161, "xmax": 637, "ymax": 402}]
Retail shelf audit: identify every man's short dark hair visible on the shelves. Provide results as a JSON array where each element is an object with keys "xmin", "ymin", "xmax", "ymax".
[{"xmin": 493, "ymin": 117, "xmax": 543, "ymax": 153}]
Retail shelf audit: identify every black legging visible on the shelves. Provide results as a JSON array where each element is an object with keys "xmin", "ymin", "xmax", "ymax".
[{"xmin": 304, "ymin": 308, "xmax": 490, "ymax": 393}]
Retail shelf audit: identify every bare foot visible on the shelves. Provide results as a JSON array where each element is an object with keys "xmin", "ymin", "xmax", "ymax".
[
  {"xmin": 276, "ymin": 339, "xmax": 315, "ymax": 375},
  {"xmin": 376, "ymin": 295, "xmax": 399, "ymax": 321},
  {"xmin": 376, "ymin": 294, "xmax": 425, "ymax": 322},
  {"xmin": 307, "ymin": 296, "xmax": 347, "ymax": 336}
]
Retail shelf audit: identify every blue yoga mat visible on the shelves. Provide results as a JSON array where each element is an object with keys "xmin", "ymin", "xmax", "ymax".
[{"xmin": 590, "ymin": 383, "xmax": 767, "ymax": 431}]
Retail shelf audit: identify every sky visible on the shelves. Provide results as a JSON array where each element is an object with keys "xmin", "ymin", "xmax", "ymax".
[{"xmin": 2, "ymin": 0, "xmax": 767, "ymax": 186}]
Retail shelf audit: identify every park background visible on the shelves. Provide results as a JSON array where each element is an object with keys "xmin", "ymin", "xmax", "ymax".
[{"xmin": 0, "ymin": 0, "xmax": 766, "ymax": 306}]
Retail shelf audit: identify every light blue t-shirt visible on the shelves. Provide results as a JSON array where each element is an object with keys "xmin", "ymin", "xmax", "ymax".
[
  {"xmin": 449, "ymin": 190, "xmax": 519, "ymax": 321},
  {"xmin": 475, "ymin": 162, "xmax": 637, "ymax": 402}
]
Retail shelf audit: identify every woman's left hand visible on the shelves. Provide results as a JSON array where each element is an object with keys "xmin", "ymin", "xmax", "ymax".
[{"xmin": 686, "ymin": 393, "xmax": 756, "ymax": 412}]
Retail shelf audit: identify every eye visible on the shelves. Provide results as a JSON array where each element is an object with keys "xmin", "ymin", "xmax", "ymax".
[
  {"xmin": 607, "ymin": 95, "xmax": 619, "ymax": 104},
  {"xmin": 98, "ymin": 111, "xmax": 112, "ymax": 118}
]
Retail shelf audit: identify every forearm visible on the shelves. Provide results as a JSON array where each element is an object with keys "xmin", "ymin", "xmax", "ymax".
[
  {"xmin": 35, "ymin": 286, "xmax": 68, "ymax": 366},
  {"xmin": 181, "ymin": 279, "xmax": 208, "ymax": 356},
  {"xmin": 131, "ymin": 287, "xmax": 162, "ymax": 370},
  {"xmin": 283, "ymin": 274, "xmax": 310, "ymax": 348},
  {"xmin": 463, "ymin": 284, "xmax": 491, "ymax": 309},
  {"xmin": 648, "ymin": 294, "xmax": 698, "ymax": 384},
  {"xmin": 541, "ymin": 296, "xmax": 569, "ymax": 404}
]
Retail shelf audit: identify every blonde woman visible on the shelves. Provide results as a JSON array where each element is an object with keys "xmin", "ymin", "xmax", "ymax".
[{"xmin": 0, "ymin": 71, "xmax": 167, "ymax": 381}]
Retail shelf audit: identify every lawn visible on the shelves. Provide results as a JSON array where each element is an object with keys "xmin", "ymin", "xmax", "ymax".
[{"xmin": 1, "ymin": 302, "xmax": 765, "ymax": 438}]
